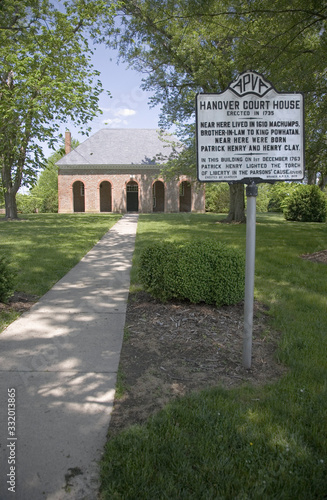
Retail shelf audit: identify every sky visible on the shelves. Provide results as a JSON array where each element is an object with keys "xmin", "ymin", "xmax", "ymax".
[{"xmin": 46, "ymin": 43, "xmax": 162, "ymax": 158}]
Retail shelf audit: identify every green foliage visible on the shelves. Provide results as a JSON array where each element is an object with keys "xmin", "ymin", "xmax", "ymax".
[
  {"xmin": 16, "ymin": 139, "xmax": 79, "ymax": 214},
  {"xmin": 283, "ymin": 184, "xmax": 327, "ymax": 222},
  {"xmin": 0, "ymin": 255, "xmax": 16, "ymax": 303},
  {"xmin": 241, "ymin": 2, "xmax": 327, "ymax": 186},
  {"xmin": 0, "ymin": 187, "xmax": 4, "ymax": 208},
  {"xmin": 16, "ymin": 193, "xmax": 38, "ymax": 214},
  {"xmin": 0, "ymin": 0, "xmax": 115, "ymax": 218},
  {"xmin": 205, "ymin": 183, "xmax": 230, "ymax": 213},
  {"xmin": 31, "ymin": 164, "xmax": 59, "ymax": 213},
  {"xmin": 267, "ymin": 182, "xmax": 299, "ymax": 212},
  {"xmin": 205, "ymin": 183, "xmax": 271, "ymax": 215},
  {"xmin": 255, "ymin": 184, "xmax": 271, "ymax": 213},
  {"xmin": 139, "ymin": 240, "xmax": 245, "ymax": 306},
  {"xmin": 111, "ymin": 2, "xmax": 327, "ymax": 219}
]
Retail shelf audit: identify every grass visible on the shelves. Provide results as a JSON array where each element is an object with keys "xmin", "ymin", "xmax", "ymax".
[
  {"xmin": 100, "ymin": 213, "xmax": 327, "ymax": 499},
  {"xmin": 115, "ymin": 368, "xmax": 129, "ymax": 400},
  {"xmin": 1, "ymin": 212, "xmax": 326, "ymax": 497},
  {"xmin": 0, "ymin": 213, "xmax": 121, "ymax": 331}
]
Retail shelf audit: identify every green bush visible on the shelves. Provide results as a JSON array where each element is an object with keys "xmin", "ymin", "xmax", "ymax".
[
  {"xmin": 139, "ymin": 240, "xmax": 245, "ymax": 306},
  {"xmin": 205, "ymin": 183, "xmax": 230, "ymax": 213},
  {"xmin": 267, "ymin": 182, "xmax": 299, "ymax": 212},
  {"xmin": 283, "ymin": 184, "xmax": 327, "ymax": 222},
  {"xmin": 0, "ymin": 256, "xmax": 16, "ymax": 303},
  {"xmin": 255, "ymin": 184, "xmax": 271, "ymax": 212},
  {"xmin": 16, "ymin": 193, "xmax": 38, "ymax": 214}
]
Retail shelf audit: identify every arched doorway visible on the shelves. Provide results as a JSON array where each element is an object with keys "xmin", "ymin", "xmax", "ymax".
[
  {"xmin": 100, "ymin": 181, "xmax": 112, "ymax": 212},
  {"xmin": 73, "ymin": 181, "xmax": 85, "ymax": 212},
  {"xmin": 153, "ymin": 181, "xmax": 165, "ymax": 212},
  {"xmin": 179, "ymin": 181, "xmax": 192, "ymax": 212},
  {"xmin": 126, "ymin": 181, "xmax": 139, "ymax": 212}
]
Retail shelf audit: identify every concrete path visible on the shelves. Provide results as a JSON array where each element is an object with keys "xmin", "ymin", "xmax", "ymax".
[{"xmin": 0, "ymin": 214, "xmax": 138, "ymax": 500}]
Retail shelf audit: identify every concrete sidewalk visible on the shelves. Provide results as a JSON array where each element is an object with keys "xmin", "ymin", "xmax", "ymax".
[{"xmin": 0, "ymin": 214, "xmax": 138, "ymax": 499}]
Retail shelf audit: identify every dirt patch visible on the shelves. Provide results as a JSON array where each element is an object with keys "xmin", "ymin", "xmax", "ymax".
[
  {"xmin": 108, "ymin": 291, "xmax": 287, "ymax": 438},
  {"xmin": 0, "ymin": 292, "xmax": 38, "ymax": 313},
  {"xmin": 301, "ymin": 249, "xmax": 327, "ymax": 264}
]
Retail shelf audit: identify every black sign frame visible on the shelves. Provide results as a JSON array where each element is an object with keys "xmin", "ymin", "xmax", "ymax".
[{"xmin": 196, "ymin": 71, "xmax": 305, "ymax": 184}]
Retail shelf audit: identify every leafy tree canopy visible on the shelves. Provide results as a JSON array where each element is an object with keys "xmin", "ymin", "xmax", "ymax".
[
  {"xmin": 0, "ymin": 0, "xmax": 116, "ymax": 218},
  {"xmin": 35, "ymin": 138, "xmax": 79, "ymax": 213},
  {"xmin": 113, "ymin": 1, "xmax": 327, "ymax": 130},
  {"xmin": 104, "ymin": 1, "xmax": 327, "ymax": 218}
]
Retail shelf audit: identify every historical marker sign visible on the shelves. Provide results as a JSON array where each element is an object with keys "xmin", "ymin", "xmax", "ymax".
[{"xmin": 196, "ymin": 71, "xmax": 304, "ymax": 183}]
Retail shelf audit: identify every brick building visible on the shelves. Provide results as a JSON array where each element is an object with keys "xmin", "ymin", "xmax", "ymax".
[{"xmin": 57, "ymin": 129, "xmax": 205, "ymax": 214}]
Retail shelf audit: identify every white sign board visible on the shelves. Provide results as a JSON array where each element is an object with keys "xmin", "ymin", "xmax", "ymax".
[{"xmin": 196, "ymin": 71, "xmax": 304, "ymax": 183}]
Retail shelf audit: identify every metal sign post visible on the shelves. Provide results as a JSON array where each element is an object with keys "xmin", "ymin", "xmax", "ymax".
[
  {"xmin": 195, "ymin": 70, "xmax": 305, "ymax": 369},
  {"xmin": 243, "ymin": 182, "xmax": 258, "ymax": 369}
]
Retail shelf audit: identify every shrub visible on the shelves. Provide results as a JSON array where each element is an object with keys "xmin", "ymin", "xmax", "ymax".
[
  {"xmin": 205, "ymin": 184, "xmax": 230, "ymax": 213},
  {"xmin": 0, "ymin": 256, "xmax": 16, "ymax": 303},
  {"xmin": 283, "ymin": 184, "xmax": 327, "ymax": 222},
  {"xmin": 255, "ymin": 184, "xmax": 271, "ymax": 213},
  {"xmin": 16, "ymin": 193, "xmax": 38, "ymax": 214},
  {"xmin": 267, "ymin": 182, "xmax": 299, "ymax": 212},
  {"xmin": 139, "ymin": 240, "xmax": 245, "ymax": 306}
]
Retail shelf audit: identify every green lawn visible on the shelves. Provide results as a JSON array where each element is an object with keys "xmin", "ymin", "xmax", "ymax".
[
  {"xmin": 1, "ymin": 212, "xmax": 326, "ymax": 497},
  {"xmin": 0, "ymin": 213, "xmax": 121, "ymax": 331},
  {"xmin": 100, "ymin": 213, "xmax": 327, "ymax": 499}
]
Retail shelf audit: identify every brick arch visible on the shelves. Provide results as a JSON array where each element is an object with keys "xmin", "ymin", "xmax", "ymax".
[
  {"xmin": 179, "ymin": 180, "xmax": 192, "ymax": 212},
  {"xmin": 126, "ymin": 180, "xmax": 139, "ymax": 212},
  {"xmin": 72, "ymin": 180, "xmax": 85, "ymax": 212},
  {"xmin": 152, "ymin": 180, "xmax": 165, "ymax": 212},
  {"xmin": 99, "ymin": 180, "xmax": 112, "ymax": 212}
]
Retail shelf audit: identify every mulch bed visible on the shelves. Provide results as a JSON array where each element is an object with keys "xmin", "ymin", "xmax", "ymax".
[{"xmin": 301, "ymin": 249, "xmax": 327, "ymax": 264}]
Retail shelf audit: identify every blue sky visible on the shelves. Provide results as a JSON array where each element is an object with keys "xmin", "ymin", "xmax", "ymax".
[
  {"xmin": 93, "ymin": 45, "xmax": 160, "ymax": 128},
  {"xmin": 49, "ymin": 43, "xmax": 161, "ymax": 158},
  {"xmin": 41, "ymin": 0, "xmax": 162, "ymax": 158}
]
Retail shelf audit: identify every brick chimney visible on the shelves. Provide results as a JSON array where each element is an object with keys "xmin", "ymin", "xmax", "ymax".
[{"xmin": 65, "ymin": 131, "xmax": 71, "ymax": 155}]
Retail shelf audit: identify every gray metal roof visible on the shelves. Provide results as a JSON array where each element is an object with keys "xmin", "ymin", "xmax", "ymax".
[{"xmin": 57, "ymin": 129, "xmax": 179, "ymax": 167}]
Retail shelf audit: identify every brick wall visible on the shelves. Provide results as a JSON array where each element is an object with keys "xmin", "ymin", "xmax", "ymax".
[{"xmin": 58, "ymin": 168, "xmax": 205, "ymax": 213}]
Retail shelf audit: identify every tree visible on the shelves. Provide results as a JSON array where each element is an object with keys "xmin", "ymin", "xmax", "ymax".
[
  {"xmin": 31, "ymin": 138, "xmax": 79, "ymax": 213},
  {"xmin": 283, "ymin": 184, "xmax": 327, "ymax": 222},
  {"xmin": 230, "ymin": 0, "xmax": 327, "ymax": 189},
  {"xmin": 112, "ymin": 0, "xmax": 246, "ymax": 221},
  {"xmin": 0, "ymin": 0, "xmax": 115, "ymax": 219},
  {"xmin": 32, "ymin": 160, "xmax": 59, "ymax": 213},
  {"xmin": 106, "ymin": 0, "xmax": 327, "ymax": 220}
]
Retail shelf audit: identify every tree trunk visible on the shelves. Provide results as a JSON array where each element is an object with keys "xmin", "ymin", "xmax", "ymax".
[
  {"xmin": 2, "ymin": 164, "xmax": 19, "ymax": 219},
  {"xmin": 307, "ymin": 169, "xmax": 316, "ymax": 185},
  {"xmin": 318, "ymin": 173, "xmax": 327, "ymax": 190},
  {"xmin": 1, "ymin": 141, "xmax": 26, "ymax": 220},
  {"xmin": 223, "ymin": 183, "xmax": 246, "ymax": 223},
  {"xmin": 4, "ymin": 189, "xmax": 18, "ymax": 219}
]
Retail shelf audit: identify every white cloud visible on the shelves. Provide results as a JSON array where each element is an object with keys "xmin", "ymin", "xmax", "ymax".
[
  {"xmin": 102, "ymin": 117, "xmax": 128, "ymax": 127},
  {"xmin": 115, "ymin": 108, "xmax": 136, "ymax": 117},
  {"xmin": 100, "ymin": 107, "xmax": 136, "ymax": 117},
  {"xmin": 100, "ymin": 107, "xmax": 137, "ymax": 127}
]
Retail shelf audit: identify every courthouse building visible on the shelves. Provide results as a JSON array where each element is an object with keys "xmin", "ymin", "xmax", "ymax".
[{"xmin": 57, "ymin": 129, "xmax": 205, "ymax": 214}]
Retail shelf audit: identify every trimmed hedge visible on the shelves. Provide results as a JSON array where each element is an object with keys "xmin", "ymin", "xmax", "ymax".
[
  {"xmin": 139, "ymin": 240, "xmax": 245, "ymax": 306},
  {"xmin": 283, "ymin": 184, "xmax": 327, "ymax": 222},
  {"xmin": 0, "ymin": 256, "xmax": 16, "ymax": 303}
]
